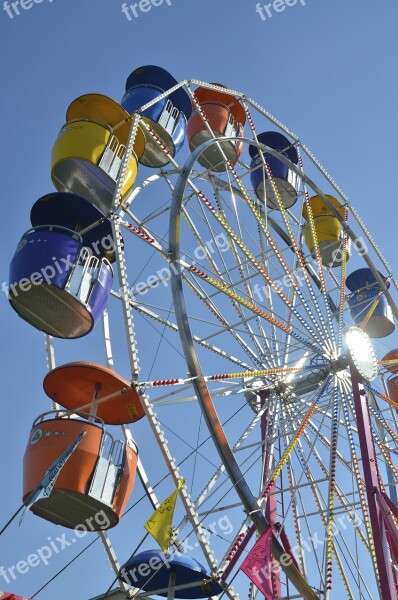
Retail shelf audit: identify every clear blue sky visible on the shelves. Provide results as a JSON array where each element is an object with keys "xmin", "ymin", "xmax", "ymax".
[{"xmin": 1, "ymin": 0, "xmax": 398, "ymax": 598}]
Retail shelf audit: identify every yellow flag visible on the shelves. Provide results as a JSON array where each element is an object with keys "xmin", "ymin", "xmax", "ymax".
[{"xmin": 144, "ymin": 479, "xmax": 185, "ymax": 552}]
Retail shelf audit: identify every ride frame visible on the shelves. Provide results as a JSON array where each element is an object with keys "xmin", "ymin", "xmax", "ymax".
[{"xmin": 43, "ymin": 80, "xmax": 398, "ymax": 600}]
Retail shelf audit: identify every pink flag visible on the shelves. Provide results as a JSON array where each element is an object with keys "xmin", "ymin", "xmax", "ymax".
[
  {"xmin": 239, "ymin": 527, "xmax": 278, "ymax": 599},
  {"xmin": 0, "ymin": 594, "xmax": 32, "ymax": 599}
]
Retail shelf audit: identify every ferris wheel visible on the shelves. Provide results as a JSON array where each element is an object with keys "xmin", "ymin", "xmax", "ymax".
[{"xmin": 5, "ymin": 66, "xmax": 398, "ymax": 600}]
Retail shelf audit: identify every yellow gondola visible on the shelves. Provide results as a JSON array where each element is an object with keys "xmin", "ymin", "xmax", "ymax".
[
  {"xmin": 51, "ymin": 94, "xmax": 145, "ymax": 214},
  {"xmin": 302, "ymin": 195, "xmax": 351, "ymax": 267}
]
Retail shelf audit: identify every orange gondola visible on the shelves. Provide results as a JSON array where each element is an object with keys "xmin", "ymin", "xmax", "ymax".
[
  {"xmin": 43, "ymin": 362, "xmax": 145, "ymax": 425},
  {"xmin": 23, "ymin": 411, "xmax": 138, "ymax": 530},
  {"xmin": 187, "ymin": 85, "xmax": 246, "ymax": 171},
  {"xmin": 382, "ymin": 349, "xmax": 398, "ymax": 402}
]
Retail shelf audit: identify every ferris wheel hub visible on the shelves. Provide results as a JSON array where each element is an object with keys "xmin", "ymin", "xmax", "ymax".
[{"xmin": 245, "ymin": 331, "xmax": 378, "ymax": 407}]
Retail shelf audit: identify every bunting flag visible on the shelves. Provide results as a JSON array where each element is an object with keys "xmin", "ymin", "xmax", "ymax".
[
  {"xmin": 19, "ymin": 430, "xmax": 87, "ymax": 526},
  {"xmin": 239, "ymin": 527, "xmax": 276, "ymax": 600},
  {"xmin": 0, "ymin": 593, "xmax": 32, "ymax": 599},
  {"xmin": 144, "ymin": 478, "xmax": 185, "ymax": 552}
]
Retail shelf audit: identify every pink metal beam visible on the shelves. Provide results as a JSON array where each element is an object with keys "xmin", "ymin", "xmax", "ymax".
[
  {"xmin": 375, "ymin": 491, "xmax": 398, "ymax": 564},
  {"xmin": 262, "ymin": 411, "xmax": 281, "ymax": 599},
  {"xmin": 350, "ymin": 366, "xmax": 397, "ymax": 600},
  {"xmin": 222, "ymin": 525, "xmax": 256, "ymax": 581},
  {"xmin": 381, "ymin": 491, "xmax": 398, "ymax": 522},
  {"xmin": 278, "ymin": 526, "xmax": 301, "ymax": 573}
]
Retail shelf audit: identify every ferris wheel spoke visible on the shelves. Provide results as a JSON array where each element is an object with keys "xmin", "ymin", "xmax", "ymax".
[
  {"xmin": 278, "ymin": 403, "xmax": 331, "ymax": 516},
  {"xmin": 297, "ymin": 153, "xmax": 337, "ymax": 329},
  {"xmin": 285, "ymin": 460, "xmax": 308, "ymax": 575},
  {"xmin": 120, "ymin": 215, "xmax": 169, "ymax": 256},
  {"xmin": 194, "ymin": 408, "xmax": 267, "ymax": 512},
  {"xmin": 243, "ymin": 112, "xmax": 333, "ymax": 342},
  {"xmin": 184, "ymin": 270, "xmax": 274, "ymax": 370},
  {"xmin": 268, "ymin": 385, "xmax": 376, "ymax": 597},
  {"xmin": 290, "ymin": 437, "xmax": 368, "ymax": 599},
  {"xmin": 190, "ymin": 165, "xmax": 338, "ymax": 360},
  {"xmin": 183, "ymin": 237, "xmax": 276, "ymax": 364},
  {"xmin": 295, "ymin": 429, "xmax": 371, "ymax": 596},
  {"xmin": 183, "ymin": 266, "xmax": 321, "ymax": 351},
  {"xmin": 368, "ymin": 401, "xmax": 398, "ymax": 450},
  {"xmin": 259, "ymin": 169, "xmax": 332, "ymax": 343},
  {"xmin": 286, "ymin": 453, "xmax": 325, "ymax": 585},
  {"xmin": 260, "ymin": 379, "xmax": 332, "ymax": 504},
  {"xmin": 239, "ymin": 203, "xmax": 332, "ymax": 347},
  {"xmin": 209, "ymin": 207, "xmax": 282, "ymax": 368},
  {"xmin": 181, "ymin": 178, "xmax": 326, "ymax": 349},
  {"xmin": 130, "ymin": 297, "xmax": 255, "ymax": 370}
]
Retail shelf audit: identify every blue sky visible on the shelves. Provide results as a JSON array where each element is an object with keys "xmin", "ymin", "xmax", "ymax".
[{"xmin": 1, "ymin": 0, "xmax": 398, "ymax": 598}]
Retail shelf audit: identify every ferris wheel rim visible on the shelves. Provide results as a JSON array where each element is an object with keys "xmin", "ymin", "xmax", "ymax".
[
  {"xmin": 168, "ymin": 135, "xmax": 343, "ymax": 600},
  {"xmin": 161, "ymin": 122, "xmax": 398, "ymax": 598}
]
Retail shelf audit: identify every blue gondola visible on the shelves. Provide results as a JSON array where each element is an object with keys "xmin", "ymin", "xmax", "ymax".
[
  {"xmin": 30, "ymin": 192, "xmax": 117, "ymax": 262},
  {"xmin": 119, "ymin": 550, "xmax": 223, "ymax": 598},
  {"xmin": 249, "ymin": 132, "xmax": 299, "ymax": 209},
  {"xmin": 346, "ymin": 268, "xmax": 394, "ymax": 338},
  {"xmin": 121, "ymin": 65, "xmax": 192, "ymax": 168},
  {"xmin": 9, "ymin": 226, "xmax": 113, "ymax": 338}
]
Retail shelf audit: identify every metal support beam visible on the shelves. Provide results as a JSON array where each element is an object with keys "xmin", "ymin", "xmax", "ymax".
[{"xmin": 350, "ymin": 366, "xmax": 397, "ymax": 600}]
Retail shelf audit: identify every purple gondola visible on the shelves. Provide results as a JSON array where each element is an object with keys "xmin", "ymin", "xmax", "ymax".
[
  {"xmin": 30, "ymin": 192, "xmax": 117, "ymax": 263},
  {"xmin": 121, "ymin": 65, "xmax": 192, "ymax": 168},
  {"xmin": 249, "ymin": 131, "xmax": 299, "ymax": 209},
  {"xmin": 119, "ymin": 550, "xmax": 223, "ymax": 598},
  {"xmin": 9, "ymin": 226, "xmax": 113, "ymax": 339},
  {"xmin": 346, "ymin": 268, "xmax": 394, "ymax": 338}
]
